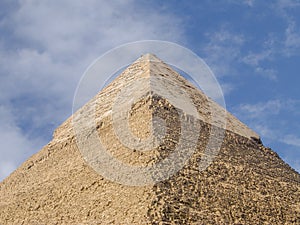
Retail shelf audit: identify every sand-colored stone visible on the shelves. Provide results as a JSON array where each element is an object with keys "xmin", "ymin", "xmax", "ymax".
[{"xmin": 0, "ymin": 54, "xmax": 299, "ymax": 224}]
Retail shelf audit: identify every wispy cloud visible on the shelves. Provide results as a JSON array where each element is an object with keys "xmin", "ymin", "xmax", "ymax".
[
  {"xmin": 251, "ymin": 124, "xmax": 278, "ymax": 140},
  {"xmin": 234, "ymin": 99, "xmax": 300, "ymax": 146},
  {"xmin": 276, "ymin": 0, "xmax": 300, "ymax": 11},
  {"xmin": 238, "ymin": 0, "xmax": 300, "ymax": 80},
  {"xmin": 202, "ymin": 27, "xmax": 245, "ymax": 77},
  {"xmin": 244, "ymin": 0, "xmax": 255, "ymax": 7},
  {"xmin": 0, "ymin": 1, "xmax": 184, "ymax": 181},
  {"xmin": 242, "ymin": 50, "xmax": 272, "ymax": 67},
  {"xmin": 272, "ymin": 0, "xmax": 300, "ymax": 56},
  {"xmin": 284, "ymin": 19, "xmax": 300, "ymax": 55},
  {"xmin": 203, "ymin": 26, "xmax": 280, "ymax": 83},
  {"xmin": 241, "ymin": 37, "xmax": 279, "ymax": 81},
  {"xmin": 255, "ymin": 67, "xmax": 278, "ymax": 81},
  {"xmin": 0, "ymin": 105, "xmax": 44, "ymax": 179},
  {"xmin": 235, "ymin": 99, "xmax": 282, "ymax": 119},
  {"xmin": 281, "ymin": 134, "xmax": 300, "ymax": 147},
  {"xmin": 228, "ymin": 0, "xmax": 256, "ymax": 7},
  {"xmin": 233, "ymin": 98, "xmax": 300, "ymax": 172}
]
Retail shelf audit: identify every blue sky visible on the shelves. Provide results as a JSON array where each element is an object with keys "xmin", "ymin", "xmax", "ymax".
[{"xmin": 0, "ymin": 0, "xmax": 299, "ymax": 180}]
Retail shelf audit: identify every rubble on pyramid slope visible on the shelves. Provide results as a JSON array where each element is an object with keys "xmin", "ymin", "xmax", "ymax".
[{"xmin": 0, "ymin": 118, "xmax": 299, "ymax": 224}]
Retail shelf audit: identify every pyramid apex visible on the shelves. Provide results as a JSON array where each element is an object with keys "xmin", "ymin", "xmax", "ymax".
[{"xmin": 138, "ymin": 53, "xmax": 162, "ymax": 62}]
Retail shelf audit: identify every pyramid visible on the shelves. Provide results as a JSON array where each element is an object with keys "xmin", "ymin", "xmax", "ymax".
[{"xmin": 0, "ymin": 54, "xmax": 299, "ymax": 224}]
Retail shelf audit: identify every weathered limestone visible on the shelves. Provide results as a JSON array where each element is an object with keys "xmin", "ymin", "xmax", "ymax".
[{"xmin": 0, "ymin": 54, "xmax": 299, "ymax": 224}]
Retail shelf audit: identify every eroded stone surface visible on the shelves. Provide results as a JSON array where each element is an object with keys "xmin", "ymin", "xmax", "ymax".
[{"xmin": 0, "ymin": 54, "xmax": 299, "ymax": 224}]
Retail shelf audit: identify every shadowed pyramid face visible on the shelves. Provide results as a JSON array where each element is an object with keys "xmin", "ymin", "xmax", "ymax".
[{"xmin": 71, "ymin": 54, "xmax": 256, "ymax": 186}]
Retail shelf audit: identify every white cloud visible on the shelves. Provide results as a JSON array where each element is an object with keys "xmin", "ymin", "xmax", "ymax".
[
  {"xmin": 242, "ymin": 44, "xmax": 278, "ymax": 81},
  {"xmin": 203, "ymin": 27, "xmax": 279, "ymax": 82},
  {"xmin": 239, "ymin": 1, "xmax": 300, "ymax": 79},
  {"xmin": 233, "ymin": 99, "xmax": 300, "ymax": 147},
  {"xmin": 203, "ymin": 28, "xmax": 245, "ymax": 77},
  {"xmin": 284, "ymin": 20, "xmax": 300, "ymax": 54},
  {"xmin": 8, "ymin": 0, "xmax": 183, "ymax": 60},
  {"xmin": 0, "ymin": 106, "xmax": 44, "ymax": 181},
  {"xmin": 232, "ymin": 99, "xmax": 300, "ymax": 173},
  {"xmin": 219, "ymin": 83, "xmax": 234, "ymax": 96},
  {"xmin": 237, "ymin": 100, "xmax": 282, "ymax": 119},
  {"xmin": 282, "ymin": 134, "xmax": 300, "ymax": 147},
  {"xmin": 0, "ymin": 0, "xmax": 184, "ymax": 181},
  {"xmin": 277, "ymin": 0, "xmax": 300, "ymax": 9},
  {"xmin": 242, "ymin": 50, "xmax": 272, "ymax": 66},
  {"xmin": 271, "ymin": 0, "xmax": 300, "ymax": 56},
  {"xmin": 243, "ymin": 0, "xmax": 255, "ymax": 7},
  {"xmin": 254, "ymin": 67, "xmax": 278, "ymax": 81},
  {"xmin": 228, "ymin": 0, "xmax": 255, "ymax": 7},
  {"xmin": 252, "ymin": 124, "xmax": 277, "ymax": 139}
]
